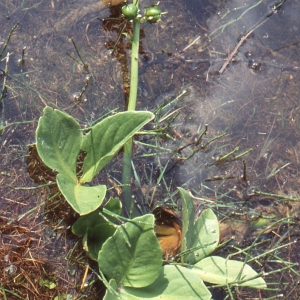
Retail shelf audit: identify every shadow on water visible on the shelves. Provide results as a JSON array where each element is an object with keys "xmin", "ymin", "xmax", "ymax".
[{"xmin": 1, "ymin": 0, "xmax": 300, "ymax": 298}]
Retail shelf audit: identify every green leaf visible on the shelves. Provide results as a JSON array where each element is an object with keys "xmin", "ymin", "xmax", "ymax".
[
  {"xmin": 178, "ymin": 187, "xmax": 195, "ymax": 259},
  {"xmin": 72, "ymin": 209, "xmax": 105, "ymax": 236},
  {"xmin": 98, "ymin": 214, "xmax": 162, "ymax": 288},
  {"xmin": 104, "ymin": 265, "xmax": 212, "ymax": 300},
  {"xmin": 104, "ymin": 197, "xmax": 122, "ymax": 216},
  {"xmin": 190, "ymin": 256, "xmax": 267, "ymax": 289},
  {"xmin": 57, "ymin": 173, "xmax": 106, "ymax": 215},
  {"xmin": 80, "ymin": 111, "xmax": 154, "ymax": 183},
  {"xmin": 36, "ymin": 107, "xmax": 82, "ymax": 180},
  {"xmin": 103, "ymin": 279, "xmax": 119, "ymax": 300},
  {"xmin": 39, "ymin": 278, "xmax": 56, "ymax": 290},
  {"xmin": 72, "ymin": 198, "xmax": 122, "ymax": 236},
  {"xmin": 178, "ymin": 188, "xmax": 219, "ymax": 264},
  {"xmin": 54, "ymin": 294, "xmax": 73, "ymax": 300},
  {"xmin": 186, "ymin": 209, "xmax": 219, "ymax": 264},
  {"xmin": 85, "ymin": 223, "xmax": 117, "ymax": 260}
]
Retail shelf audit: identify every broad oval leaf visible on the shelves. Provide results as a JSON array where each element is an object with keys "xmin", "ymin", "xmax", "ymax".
[
  {"xmin": 190, "ymin": 256, "xmax": 267, "ymax": 289},
  {"xmin": 80, "ymin": 111, "xmax": 154, "ymax": 183},
  {"xmin": 72, "ymin": 210, "xmax": 105, "ymax": 237},
  {"xmin": 57, "ymin": 173, "xmax": 106, "ymax": 215},
  {"xmin": 98, "ymin": 214, "xmax": 162, "ymax": 288},
  {"xmin": 85, "ymin": 223, "xmax": 117, "ymax": 260},
  {"xmin": 178, "ymin": 187, "xmax": 195, "ymax": 261},
  {"xmin": 104, "ymin": 197, "xmax": 122, "ymax": 216},
  {"xmin": 186, "ymin": 209, "xmax": 219, "ymax": 264},
  {"xmin": 104, "ymin": 265, "xmax": 212, "ymax": 300},
  {"xmin": 72, "ymin": 197, "xmax": 122, "ymax": 236},
  {"xmin": 36, "ymin": 106, "xmax": 82, "ymax": 180},
  {"xmin": 178, "ymin": 188, "xmax": 219, "ymax": 264}
]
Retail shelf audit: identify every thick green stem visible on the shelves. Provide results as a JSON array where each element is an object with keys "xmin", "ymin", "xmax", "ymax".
[
  {"xmin": 127, "ymin": 19, "xmax": 140, "ymax": 111},
  {"xmin": 123, "ymin": 138, "xmax": 134, "ymax": 217},
  {"xmin": 122, "ymin": 18, "xmax": 141, "ymax": 217}
]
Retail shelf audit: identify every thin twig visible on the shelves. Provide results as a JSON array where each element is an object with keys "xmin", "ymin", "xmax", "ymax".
[
  {"xmin": 0, "ymin": 53, "xmax": 9, "ymax": 106},
  {"xmin": 242, "ymin": 160, "xmax": 247, "ymax": 182},
  {"xmin": 0, "ymin": 22, "xmax": 19, "ymax": 57},
  {"xmin": 219, "ymin": 18, "xmax": 268, "ymax": 74},
  {"xmin": 182, "ymin": 36, "xmax": 201, "ymax": 52},
  {"xmin": 74, "ymin": 74, "xmax": 92, "ymax": 104},
  {"xmin": 254, "ymin": 191, "xmax": 300, "ymax": 201},
  {"xmin": 71, "ymin": 38, "xmax": 89, "ymax": 72}
]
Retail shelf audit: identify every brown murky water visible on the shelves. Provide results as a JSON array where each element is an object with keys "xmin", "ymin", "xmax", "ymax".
[{"xmin": 1, "ymin": 0, "xmax": 300, "ymax": 298}]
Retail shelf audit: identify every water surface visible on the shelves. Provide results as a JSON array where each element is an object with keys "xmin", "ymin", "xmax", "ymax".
[{"xmin": 1, "ymin": 0, "xmax": 300, "ymax": 298}]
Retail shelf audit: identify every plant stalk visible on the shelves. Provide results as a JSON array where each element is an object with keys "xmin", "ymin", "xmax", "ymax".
[
  {"xmin": 122, "ymin": 15, "xmax": 141, "ymax": 218},
  {"xmin": 127, "ymin": 19, "xmax": 140, "ymax": 111}
]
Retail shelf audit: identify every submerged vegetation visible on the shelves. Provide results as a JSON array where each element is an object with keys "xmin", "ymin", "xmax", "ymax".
[{"xmin": 1, "ymin": 0, "xmax": 300, "ymax": 299}]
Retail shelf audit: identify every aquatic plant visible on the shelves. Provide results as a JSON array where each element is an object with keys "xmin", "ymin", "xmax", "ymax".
[
  {"xmin": 36, "ymin": 107, "xmax": 153, "ymax": 215},
  {"xmin": 71, "ymin": 188, "xmax": 266, "ymax": 299},
  {"xmin": 34, "ymin": 1, "xmax": 267, "ymax": 298}
]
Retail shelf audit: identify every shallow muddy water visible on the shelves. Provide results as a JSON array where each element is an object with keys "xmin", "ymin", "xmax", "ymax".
[{"xmin": 1, "ymin": 0, "xmax": 300, "ymax": 298}]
